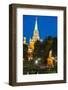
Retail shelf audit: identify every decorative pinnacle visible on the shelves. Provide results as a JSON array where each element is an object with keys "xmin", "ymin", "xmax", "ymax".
[{"xmin": 34, "ymin": 17, "xmax": 38, "ymax": 32}]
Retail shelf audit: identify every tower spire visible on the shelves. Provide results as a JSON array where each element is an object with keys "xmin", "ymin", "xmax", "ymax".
[
  {"xmin": 34, "ymin": 17, "xmax": 38, "ymax": 32},
  {"xmin": 32, "ymin": 17, "xmax": 40, "ymax": 41}
]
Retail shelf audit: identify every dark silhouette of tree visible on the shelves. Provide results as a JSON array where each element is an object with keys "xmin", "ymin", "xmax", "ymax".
[
  {"xmin": 23, "ymin": 44, "xmax": 28, "ymax": 60},
  {"xmin": 42, "ymin": 36, "xmax": 53, "ymax": 64},
  {"xmin": 33, "ymin": 40, "xmax": 42, "ymax": 58},
  {"xmin": 52, "ymin": 37, "xmax": 57, "ymax": 57}
]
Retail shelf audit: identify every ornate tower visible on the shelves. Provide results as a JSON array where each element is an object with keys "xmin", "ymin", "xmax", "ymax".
[
  {"xmin": 28, "ymin": 17, "xmax": 40, "ymax": 61},
  {"xmin": 29, "ymin": 17, "xmax": 40, "ymax": 50},
  {"xmin": 32, "ymin": 17, "xmax": 40, "ymax": 42}
]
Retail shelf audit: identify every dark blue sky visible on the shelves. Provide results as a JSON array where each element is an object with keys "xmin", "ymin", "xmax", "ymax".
[{"xmin": 23, "ymin": 15, "xmax": 57, "ymax": 44}]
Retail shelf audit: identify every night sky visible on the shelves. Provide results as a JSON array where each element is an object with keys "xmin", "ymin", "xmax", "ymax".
[{"xmin": 23, "ymin": 15, "xmax": 57, "ymax": 44}]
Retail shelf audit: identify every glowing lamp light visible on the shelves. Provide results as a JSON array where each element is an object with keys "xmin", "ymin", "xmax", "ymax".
[
  {"xmin": 35, "ymin": 60, "xmax": 38, "ymax": 64},
  {"xmin": 35, "ymin": 58, "xmax": 41, "ymax": 65}
]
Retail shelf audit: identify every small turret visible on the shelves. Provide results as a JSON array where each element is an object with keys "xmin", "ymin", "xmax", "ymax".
[{"xmin": 23, "ymin": 37, "xmax": 26, "ymax": 44}]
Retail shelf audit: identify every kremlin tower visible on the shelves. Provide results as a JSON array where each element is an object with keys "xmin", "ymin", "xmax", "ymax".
[
  {"xmin": 28, "ymin": 17, "xmax": 40, "ymax": 61},
  {"xmin": 32, "ymin": 17, "xmax": 40, "ymax": 42},
  {"xmin": 23, "ymin": 17, "xmax": 41, "ymax": 61},
  {"xmin": 28, "ymin": 17, "xmax": 40, "ymax": 50}
]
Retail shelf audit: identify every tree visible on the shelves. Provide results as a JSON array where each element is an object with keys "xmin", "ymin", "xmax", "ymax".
[
  {"xmin": 23, "ymin": 44, "xmax": 28, "ymax": 60},
  {"xmin": 42, "ymin": 36, "xmax": 53, "ymax": 64},
  {"xmin": 33, "ymin": 40, "xmax": 42, "ymax": 58},
  {"xmin": 52, "ymin": 37, "xmax": 57, "ymax": 57}
]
